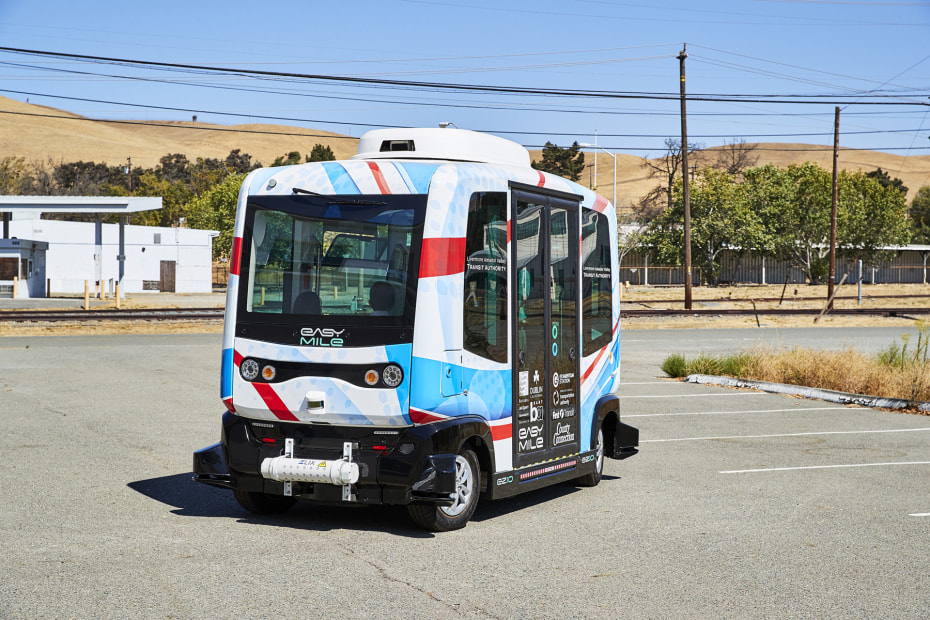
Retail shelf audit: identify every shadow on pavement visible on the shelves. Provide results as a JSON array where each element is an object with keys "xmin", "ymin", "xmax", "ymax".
[{"xmin": 128, "ymin": 472, "xmax": 622, "ymax": 536}]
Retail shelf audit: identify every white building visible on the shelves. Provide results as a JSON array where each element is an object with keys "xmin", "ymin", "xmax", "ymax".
[{"xmin": 0, "ymin": 196, "xmax": 218, "ymax": 297}]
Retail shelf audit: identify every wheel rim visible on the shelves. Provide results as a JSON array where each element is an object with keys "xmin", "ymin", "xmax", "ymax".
[
  {"xmin": 595, "ymin": 428, "xmax": 604, "ymax": 474},
  {"xmin": 442, "ymin": 454, "xmax": 474, "ymax": 517}
]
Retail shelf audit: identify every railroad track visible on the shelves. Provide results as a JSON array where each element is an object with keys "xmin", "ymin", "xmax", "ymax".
[
  {"xmin": 0, "ymin": 307, "xmax": 224, "ymax": 322},
  {"xmin": 1, "ymin": 306, "xmax": 927, "ymax": 323}
]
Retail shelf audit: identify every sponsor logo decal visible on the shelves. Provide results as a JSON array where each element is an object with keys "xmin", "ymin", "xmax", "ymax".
[{"xmin": 300, "ymin": 327, "xmax": 345, "ymax": 347}]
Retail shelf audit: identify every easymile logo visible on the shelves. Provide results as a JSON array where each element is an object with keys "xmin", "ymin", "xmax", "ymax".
[{"xmin": 300, "ymin": 327, "xmax": 345, "ymax": 347}]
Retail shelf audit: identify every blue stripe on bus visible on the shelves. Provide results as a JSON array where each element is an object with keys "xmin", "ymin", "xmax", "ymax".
[
  {"xmin": 220, "ymin": 347, "xmax": 234, "ymax": 400},
  {"xmin": 322, "ymin": 162, "xmax": 361, "ymax": 194},
  {"xmin": 396, "ymin": 163, "xmax": 440, "ymax": 194}
]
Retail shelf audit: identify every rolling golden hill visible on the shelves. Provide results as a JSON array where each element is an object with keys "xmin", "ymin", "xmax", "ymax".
[{"xmin": 2, "ymin": 95, "xmax": 928, "ymax": 206}]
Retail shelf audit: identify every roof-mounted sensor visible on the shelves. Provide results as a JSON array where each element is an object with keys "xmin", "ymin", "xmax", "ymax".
[{"xmin": 353, "ymin": 128, "xmax": 530, "ymax": 168}]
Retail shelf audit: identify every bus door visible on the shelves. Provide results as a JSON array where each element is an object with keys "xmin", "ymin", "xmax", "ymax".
[{"xmin": 511, "ymin": 187, "xmax": 581, "ymax": 468}]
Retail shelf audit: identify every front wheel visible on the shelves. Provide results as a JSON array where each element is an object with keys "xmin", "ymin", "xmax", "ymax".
[
  {"xmin": 575, "ymin": 427, "xmax": 604, "ymax": 487},
  {"xmin": 407, "ymin": 448, "xmax": 480, "ymax": 532}
]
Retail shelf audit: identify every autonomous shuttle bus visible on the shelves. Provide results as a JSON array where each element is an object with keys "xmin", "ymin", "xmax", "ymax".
[{"xmin": 193, "ymin": 128, "xmax": 638, "ymax": 531}]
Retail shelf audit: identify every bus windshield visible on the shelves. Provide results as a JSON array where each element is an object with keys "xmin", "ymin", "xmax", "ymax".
[{"xmin": 237, "ymin": 194, "xmax": 427, "ymax": 340}]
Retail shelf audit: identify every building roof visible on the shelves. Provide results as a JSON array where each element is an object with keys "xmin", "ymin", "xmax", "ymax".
[{"xmin": 0, "ymin": 196, "xmax": 161, "ymax": 214}]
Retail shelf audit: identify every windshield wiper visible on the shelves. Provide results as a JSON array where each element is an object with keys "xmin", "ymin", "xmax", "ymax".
[
  {"xmin": 292, "ymin": 187, "xmax": 325, "ymax": 197},
  {"xmin": 293, "ymin": 187, "xmax": 385, "ymax": 205}
]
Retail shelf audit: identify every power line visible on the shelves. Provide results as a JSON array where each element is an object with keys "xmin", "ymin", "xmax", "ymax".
[
  {"xmin": 1, "ymin": 46, "xmax": 927, "ymax": 106},
  {"xmin": 5, "ymin": 88, "xmax": 929, "ymax": 140},
  {"xmin": 1, "ymin": 108, "xmax": 927, "ymax": 153}
]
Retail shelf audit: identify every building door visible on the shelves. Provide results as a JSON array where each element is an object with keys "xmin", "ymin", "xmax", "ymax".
[
  {"xmin": 512, "ymin": 188, "xmax": 580, "ymax": 468},
  {"xmin": 159, "ymin": 260, "xmax": 176, "ymax": 293}
]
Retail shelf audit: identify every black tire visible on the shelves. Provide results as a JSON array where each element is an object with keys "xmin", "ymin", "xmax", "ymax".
[
  {"xmin": 407, "ymin": 448, "xmax": 480, "ymax": 532},
  {"xmin": 576, "ymin": 426, "xmax": 604, "ymax": 487},
  {"xmin": 233, "ymin": 488, "xmax": 297, "ymax": 515}
]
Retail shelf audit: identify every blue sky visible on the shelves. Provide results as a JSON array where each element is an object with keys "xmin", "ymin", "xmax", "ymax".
[{"xmin": 0, "ymin": 0, "xmax": 928, "ymax": 157}]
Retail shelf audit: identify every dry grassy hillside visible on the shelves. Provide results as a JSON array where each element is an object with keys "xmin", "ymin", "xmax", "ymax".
[
  {"xmin": 2, "ymin": 95, "xmax": 928, "ymax": 206},
  {"xmin": 0, "ymin": 95, "xmax": 358, "ymax": 168}
]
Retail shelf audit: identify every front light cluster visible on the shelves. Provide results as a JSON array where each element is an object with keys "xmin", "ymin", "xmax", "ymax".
[
  {"xmin": 239, "ymin": 357, "xmax": 403, "ymax": 388},
  {"xmin": 240, "ymin": 358, "xmax": 277, "ymax": 383},
  {"xmin": 365, "ymin": 363, "xmax": 404, "ymax": 388}
]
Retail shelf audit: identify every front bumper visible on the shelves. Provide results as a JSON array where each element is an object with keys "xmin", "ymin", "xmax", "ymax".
[{"xmin": 193, "ymin": 412, "xmax": 459, "ymax": 506}]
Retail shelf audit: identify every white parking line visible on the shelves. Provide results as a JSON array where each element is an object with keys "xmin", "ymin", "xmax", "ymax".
[
  {"xmin": 644, "ymin": 427, "xmax": 930, "ymax": 443},
  {"xmin": 626, "ymin": 406, "xmax": 848, "ymax": 418},
  {"xmin": 909, "ymin": 513, "xmax": 930, "ymax": 517},
  {"xmin": 721, "ymin": 461, "xmax": 930, "ymax": 474},
  {"xmin": 619, "ymin": 381, "xmax": 681, "ymax": 386},
  {"xmin": 620, "ymin": 392, "xmax": 768, "ymax": 399}
]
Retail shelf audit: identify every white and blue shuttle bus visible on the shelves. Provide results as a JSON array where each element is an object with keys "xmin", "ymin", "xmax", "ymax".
[{"xmin": 194, "ymin": 128, "xmax": 638, "ymax": 531}]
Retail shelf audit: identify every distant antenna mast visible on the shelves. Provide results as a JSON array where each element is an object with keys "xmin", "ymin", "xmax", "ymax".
[{"xmin": 124, "ymin": 156, "xmax": 133, "ymax": 193}]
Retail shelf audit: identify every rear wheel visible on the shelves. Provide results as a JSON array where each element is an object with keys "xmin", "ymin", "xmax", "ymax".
[
  {"xmin": 576, "ymin": 426, "xmax": 604, "ymax": 487},
  {"xmin": 233, "ymin": 488, "xmax": 297, "ymax": 515},
  {"xmin": 407, "ymin": 448, "xmax": 480, "ymax": 532}
]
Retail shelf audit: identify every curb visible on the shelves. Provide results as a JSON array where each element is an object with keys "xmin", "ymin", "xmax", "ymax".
[{"xmin": 683, "ymin": 373, "xmax": 930, "ymax": 413}]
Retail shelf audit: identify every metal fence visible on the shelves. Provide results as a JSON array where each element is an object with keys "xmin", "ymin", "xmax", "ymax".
[{"xmin": 620, "ymin": 249, "xmax": 930, "ymax": 286}]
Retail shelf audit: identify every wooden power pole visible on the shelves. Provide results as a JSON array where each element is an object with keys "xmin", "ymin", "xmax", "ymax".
[
  {"xmin": 829, "ymin": 107, "xmax": 839, "ymax": 309},
  {"xmin": 679, "ymin": 44, "xmax": 692, "ymax": 310}
]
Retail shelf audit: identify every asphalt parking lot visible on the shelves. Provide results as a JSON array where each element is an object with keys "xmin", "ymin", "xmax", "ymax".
[{"xmin": 0, "ymin": 327, "xmax": 927, "ymax": 618}]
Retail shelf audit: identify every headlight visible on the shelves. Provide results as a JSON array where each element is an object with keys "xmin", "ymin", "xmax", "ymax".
[
  {"xmin": 240, "ymin": 358, "xmax": 260, "ymax": 382},
  {"xmin": 381, "ymin": 363, "xmax": 404, "ymax": 388}
]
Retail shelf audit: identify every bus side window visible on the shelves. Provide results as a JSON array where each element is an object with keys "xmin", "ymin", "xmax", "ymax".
[
  {"xmin": 463, "ymin": 192, "xmax": 508, "ymax": 363},
  {"xmin": 582, "ymin": 211, "xmax": 613, "ymax": 356}
]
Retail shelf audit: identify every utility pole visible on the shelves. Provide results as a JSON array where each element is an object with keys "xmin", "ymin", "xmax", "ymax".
[
  {"xmin": 679, "ymin": 44, "xmax": 692, "ymax": 310},
  {"xmin": 828, "ymin": 107, "xmax": 839, "ymax": 309}
]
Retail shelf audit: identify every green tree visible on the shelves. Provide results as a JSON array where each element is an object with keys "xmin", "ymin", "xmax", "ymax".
[
  {"xmin": 307, "ymin": 144, "xmax": 336, "ymax": 162},
  {"xmin": 866, "ymin": 167, "xmax": 908, "ymax": 196},
  {"xmin": 187, "ymin": 173, "xmax": 246, "ymax": 260},
  {"xmin": 130, "ymin": 171, "xmax": 194, "ymax": 227},
  {"xmin": 531, "ymin": 142, "xmax": 585, "ymax": 181},
  {"xmin": 744, "ymin": 163, "xmax": 909, "ymax": 283},
  {"xmin": 643, "ymin": 168, "xmax": 763, "ymax": 284},
  {"xmin": 0, "ymin": 156, "xmax": 33, "ymax": 195},
  {"xmin": 157, "ymin": 153, "xmax": 191, "ymax": 183},
  {"xmin": 225, "ymin": 149, "xmax": 258, "ymax": 174},
  {"xmin": 910, "ymin": 186, "xmax": 930, "ymax": 244},
  {"xmin": 272, "ymin": 151, "xmax": 303, "ymax": 167}
]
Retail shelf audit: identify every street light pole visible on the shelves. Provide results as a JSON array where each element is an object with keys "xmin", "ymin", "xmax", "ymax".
[{"xmin": 580, "ymin": 143, "xmax": 617, "ymax": 208}]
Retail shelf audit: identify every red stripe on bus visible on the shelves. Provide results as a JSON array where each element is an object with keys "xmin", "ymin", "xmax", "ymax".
[
  {"xmin": 233, "ymin": 350, "xmax": 244, "ymax": 367},
  {"xmin": 252, "ymin": 383, "xmax": 300, "ymax": 422},
  {"xmin": 367, "ymin": 162, "xmax": 392, "ymax": 194},
  {"xmin": 230, "ymin": 236, "xmax": 243, "ymax": 276},
  {"xmin": 419, "ymin": 237, "xmax": 466, "ymax": 278},
  {"xmin": 593, "ymin": 195, "xmax": 609, "ymax": 213},
  {"xmin": 490, "ymin": 421, "xmax": 512, "ymax": 441},
  {"xmin": 409, "ymin": 408, "xmax": 447, "ymax": 424},
  {"xmin": 537, "ymin": 171, "xmax": 546, "ymax": 187}
]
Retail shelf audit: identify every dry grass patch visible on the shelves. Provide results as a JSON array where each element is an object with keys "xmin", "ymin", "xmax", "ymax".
[{"xmin": 662, "ymin": 325, "xmax": 930, "ymax": 405}]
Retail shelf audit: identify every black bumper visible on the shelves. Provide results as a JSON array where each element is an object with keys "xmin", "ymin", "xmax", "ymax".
[{"xmin": 193, "ymin": 412, "xmax": 483, "ymax": 506}]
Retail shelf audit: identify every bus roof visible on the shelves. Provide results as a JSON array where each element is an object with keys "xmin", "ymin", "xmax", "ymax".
[{"xmin": 351, "ymin": 128, "xmax": 531, "ymax": 168}]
